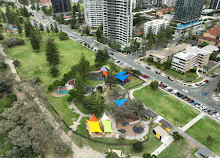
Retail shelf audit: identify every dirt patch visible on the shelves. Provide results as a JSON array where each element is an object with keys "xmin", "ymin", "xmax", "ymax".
[{"xmin": 116, "ymin": 117, "xmax": 145, "ymax": 137}]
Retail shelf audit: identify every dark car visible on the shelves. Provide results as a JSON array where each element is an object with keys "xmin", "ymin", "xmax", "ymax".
[
  {"xmin": 110, "ymin": 52, "xmax": 114, "ymax": 55},
  {"xmin": 182, "ymin": 95, "xmax": 187, "ymax": 99},
  {"xmin": 167, "ymin": 89, "xmax": 173, "ymax": 92},
  {"xmin": 162, "ymin": 85, "xmax": 167, "ymax": 89},
  {"xmin": 202, "ymin": 92, "xmax": 207, "ymax": 96},
  {"xmin": 156, "ymin": 71, "xmax": 161, "ymax": 74},
  {"xmin": 176, "ymin": 92, "xmax": 180, "ymax": 96},
  {"xmin": 146, "ymin": 66, "xmax": 151, "ymax": 70}
]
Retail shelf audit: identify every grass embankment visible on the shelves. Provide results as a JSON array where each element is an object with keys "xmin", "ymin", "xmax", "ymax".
[
  {"xmin": 134, "ymin": 86, "xmax": 200, "ymax": 126},
  {"xmin": 124, "ymin": 75, "xmax": 143, "ymax": 90},
  {"xmin": 164, "ymin": 69, "xmax": 198, "ymax": 82},
  {"xmin": 186, "ymin": 117, "xmax": 220, "ymax": 156},
  {"xmin": 4, "ymin": 32, "xmax": 96, "ymax": 127},
  {"xmin": 158, "ymin": 139, "xmax": 198, "ymax": 158}
]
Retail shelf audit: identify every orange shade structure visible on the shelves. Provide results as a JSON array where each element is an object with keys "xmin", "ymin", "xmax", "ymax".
[{"xmin": 89, "ymin": 113, "xmax": 99, "ymax": 122}]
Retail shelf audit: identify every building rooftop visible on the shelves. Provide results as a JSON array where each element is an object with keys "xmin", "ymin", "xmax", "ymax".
[
  {"xmin": 144, "ymin": 19, "xmax": 169, "ymax": 26},
  {"xmin": 144, "ymin": 109, "xmax": 158, "ymax": 119},
  {"xmin": 205, "ymin": 24, "xmax": 220, "ymax": 37},
  {"xmin": 197, "ymin": 147, "xmax": 211, "ymax": 158},
  {"xmin": 154, "ymin": 125, "xmax": 168, "ymax": 137},
  {"xmin": 197, "ymin": 35, "xmax": 220, "ymax": 43},
  {"xmin": 148, "ymin": 43, "xmax": 191, "ymax": 59},
  {"xmin": 159, "ymin": 119, "xmax": 172, "ymax": 129},
  {"xmin": 202, "ymin": 45, "xmax": 219, "ymax": 53},
  {"xmin": 173, "ymin": 51, "xmax": 197, "ymax": 60},
  {"xmin": 156, "ymin": 7, "xmax": 174, "ymax": 15},
  {"xmin": 186, "ymin": 46, "xmax": 210, "ymax": 56}
]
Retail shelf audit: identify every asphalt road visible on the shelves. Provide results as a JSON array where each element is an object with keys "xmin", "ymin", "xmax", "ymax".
[{"xmin": 17, "ymin": 2, "xmax": 220, "ymax": 112}]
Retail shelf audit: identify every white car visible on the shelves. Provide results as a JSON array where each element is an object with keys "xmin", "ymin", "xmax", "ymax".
[
  {"xmin": 182, "ymin": 89, "xmax": 189, "ymax": 93},
  {"xmin": 171, "ymin": 90, "xmax": 178, "ymax": 94},
  {"xmin": 164, "ymin": 87, "xmax": 171, "ymax": 91}
]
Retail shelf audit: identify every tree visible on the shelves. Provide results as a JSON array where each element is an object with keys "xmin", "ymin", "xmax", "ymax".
[
  {"xmin": 133, "ymin": 141, "xmax": 143, "ymax": 152},
  {"xmin": 45, "ymin": 38, "xmax": 60, "ymax": 66},
  {"xmin": 54, "ymin": 23, "xmax": 59, "ymax": 33},
  {"xmin": 96, "ymin": 25, "xmax": 102, "ymax": 39},
  {"xmin": 150, "ymin": 80, "xmax": 159, "ymax": 91},
  {"xmin": 39, "ymin": 23, "xmax": 44, "ymax": 31},
  {"xmin": 105, "ymin": 75, "xmax": 117, "ymax": 90},
  {"xmin": 50, "ymin": 66, "xmax": 59, "ymax": 77},
  {"xmin": 95, "ymin": 49, "xmax": 110, "ymax": 63},
  {"xmin": 77, "ymin": 10, "xmax": 84, "ymax": 24},
  {"xmin": 24, "ymin": 20, "xmax": 32, "ymax": 37},
  {"xmin": 83, "ymin": 26, "xmax": 90, "ymax": 35},
  {"xmin": 13, "ymin": 59, "xmax": 20, "ymax": 68},
  {"xmin": 0, "ymin": 33, "xmax": 4, "ymax": 40},
  {"xmin": 20, "ymin": 6, "xmax": 29, "ymax": 18},
  {"xmin": 147, "ymin": 57, "xmax": 153, "ymax": 63},
  {"xmin": 17, "ymin": 24, "xmax": 23, "ymax": 34},
  {"xmin": 206, "ymin": 135, "xmax": 213, "ymax": 145},
  {"xmin": 105, "ymin": 151, "xmax": 120, "ymax": 158},
  {"xmin": 46, "ymin": 26, "xmax": 50, "ymax": 33},
  {"xmin": 83, "ymin": 93, "xmax": 106, "ymax": 116},
  {"xmin": 31, "ymin": 2, "xmax": 35, "ymax": 10},
  {"xmin": 201, "ymin": 41, "xmax": 209, "ymax": 48},
  {"xmin": 50, "ymin": 24, "xmax": 54, "ymax": 32},
  {"xmin": 122, "ymin": 99, "xmax": 145, "ymax": 118},
  {"xmin": 29, "ymin": 28, "xmax": 41, "ymax": 50},
  {"xmin": 70, "ymin": 17, "xmax": 77, "ymax": 29},
  {"xmin": 74, "ymin": 74, "xmax": 86, "ymax": 102},
  {"xmin": 163, "ymin": 61, "xmax": 172, "ymax": 70},
  {"xmin": 172, "ymin": 132, "xmax": 183, "ymax": 140},
  {"xmin": 78, "ymin": 53, "xmax": 91, "ymax": 81},
  {"xmin": 36, "ymin": 4, "xmax": 40, "ymax": 11},
  {"xmin": 59, "ymin": 32, "xmax": 69, "ymax": 40}
]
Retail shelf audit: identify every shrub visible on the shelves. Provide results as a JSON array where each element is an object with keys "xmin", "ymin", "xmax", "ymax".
[
  {"xmin": 131, "ymin": 69, "xmax": 141, "ymax": 76},
  {"xmin": 7, "ymin": 93, "xmax": 17, "ymax": 102},
  {"xmin": 69, "ymin": 89, "xmax": 76, "ymax": 96},
  {"xmin": 67, "ymin": 95, "xmax": 74, "ymax": 102},
  {"xmin": 48, "ymin": 84, "xmax": 56, "ymax": 92},
  {"xmin": 53, "ymin": 80, "xmax": 61, "ymax": 87},
  {"xmin": 0, "ymin": 33, "xmax": 4, "ymax": 40},
  {"xmin": 3, "ymin": 38, "xmax": 25, "ymax": 48},
  {"xmin": 59, "ymin": 32, "xmax": 69, "ymax": 40},
  {"xmin": 13, "ymin": 59, "xmax": 20, "ymax": 68},
  {"xmin": 150, "ymin": 80, "xmax": 159, "ymax": 91},
  {"xmin": 133, "ymin": 141, "xmax": 143, "ymax": 152},
  {"xmin": 0, "ymin": 62, "xmax": 7, "ymax": 71},
  {"xmin": 190, "ymin": 68, "xmax": 196, "ymax": 73},
  {"xmin": 50, "ymin": 66, "xmax": 59, "ymax": 77}
]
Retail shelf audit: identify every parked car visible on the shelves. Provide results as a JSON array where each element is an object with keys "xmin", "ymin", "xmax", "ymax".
[
  {"xmin": 110, "ymin": 52, "xmax": 114, "ymax": 55},
  {"xmin": 162, "ymin": 85, "xmax": 167, "ymax": 89},
  {"xmin": 171, "ymin": 90, "xmax": 178, "ymax": 94},
  {"xmin": 159, "ymin": 84, "xmax": 164, "ymax": 87},
  {"xmin": 205, "ymin": 80, "xmax": 209, "ymax": 83},
  {"xmin": 164, "ymin": 87, "xmax": 171, "ymax": 91},
  {"xmin": 146, "ymin": 66, "xmax": 151, "ymax": 70},
  {"xmin": 156, "ymin": 71, "xmax": 161, "ymax": 74},
  {"xmin": 202, "ymin": 92, "xmax": 207, "ymax": 96},
  {"xmin": 167, "ymin": 89, "xmax": 173, "ymax": 92},
  {"xmin": 175, "ymin": 92, "xmax": 180, "ymax": 96},
  {"xmin": 140, "ymin": 73, "xmax": 149, "ymax": 78},
  {"xmin": 182, "ymin": 89, "xmax": 189, "ymax": 93}
]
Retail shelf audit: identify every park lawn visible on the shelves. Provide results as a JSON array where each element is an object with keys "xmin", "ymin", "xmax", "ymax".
[
  {"xmin": 75, "ymin": 117, "xmax": 90, "ymax": 137},
  {"xmin": 134, "ymin": 86, "xmax": 200, "ymax": 126},
  {"xmin": 123, "ymin": 75, "xmax": 143, "ymax": 90},
  {"xmin": 48, "ymin": 95, "xmax": 80, "ymax": 126},
  {"xmin": 158, "ymin": 139, "xmax": 198, "ymax": 158},
  {"xmin": 165, "ymin": 69, "xmax": 198, "ymax": 82},
  {"xmin": 86, "ymin": 80, "xmax": 104, "ymax": 88},
  {"xmin": 75, "ymin": 101, "xmax": 91, "ymax": 114},
  {"xmin": 4, "ymin": 32, "xmax": 96, "ymax": 89},
  {"xmin": 186, "ymin": 117, "xmax": 220, "ymax": 156}
]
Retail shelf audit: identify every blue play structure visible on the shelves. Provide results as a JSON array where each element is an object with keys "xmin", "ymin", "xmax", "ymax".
[
  {"xmin": 113, "ymin": 98, "xmax": 127, "ymax": 108},
  {"xmin": 114, "ymin": 71, "xmax": 130, "ymax": 82},
  {"xmin": 56, "ymin": 90, "xmax": 70, "ymax": 94},
  {"xmin": 8, "ymin": 26, "xmax": 18, "ymax": 30}
]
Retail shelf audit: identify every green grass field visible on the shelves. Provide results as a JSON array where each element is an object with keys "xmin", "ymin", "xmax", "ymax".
[
  {"xmin": 123, "ymin": 75, "xmax": 143, "ymax": 90},
  {"xmin": 158, "ymin": 139, "xmax": 198, "ymax": 158},
  {"xmin": 4, "ymin": 32, "xmax": 96, "ymax": 127},
  {"xmin": 165, "ymin": 69, "xmax": 198, "ymax": 82},
  {"xmin": 186, "ymin": 117, "xmax": 220, "ymax": 156},
  {"xmin": 4, "ymin": 33, "xmax": 96, "ymax": 89},
  {"xmin": 134, "ymin": 86, "xmax": 200, "ymax": 126}
]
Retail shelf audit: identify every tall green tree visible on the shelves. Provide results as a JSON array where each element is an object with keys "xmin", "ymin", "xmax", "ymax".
[
  {"xmin": 45, "ymin": 38, "xmax": 60, "ymax": 66},
  {"xmin": 39, "ymin": 23, "xmax": 44, "ymax": 31},
  {"xmin": 17, "ymin": 23, "xmax": 23, "ymax": 34},
  {"xmin": 150, "ymin": 80, "xmax": 159, "ymax": 91},
  {"xmin": 54, "ymin": 23, "xmax": 59, "ymax": 33},
  {"xmin": 78, "ymin": 53, "xmax": 90, "ymax": 81},
  {"xmin": 50, "ymin": 24, "xmax": 54, "ymax": 32},
  {"xmin": 95, "ymin": 49, "xmax": 110, "ymax": 63},
  {"xmin": 74, "ymin": 74, "xmax": 86, "ymax": 102},
  {"xmin": 24, "ymin": 20, "xmax": 32, "ymax": 37},
  {"xmin": 29, "ymin": 28, "xmax": 41, "ymax": 50}
]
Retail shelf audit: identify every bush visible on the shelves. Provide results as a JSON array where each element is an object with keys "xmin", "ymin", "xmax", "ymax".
[
  {"xmin": 50, "ymin": 66, "xmax": 59, "ymax": 77},
  {"xmin": 3, "ymin": 38, "xmax": 25, "ymax": 48},
  {"xmin": 67, "ymin": 95, "xmax": 74, "ymax": 102},
  {"xmin": 0, "ymin": 62, "xmax": 7, "ymax": 71},
  {"xmin": 147, "ymin": 57, "xmax": 153, "ymax": 63},
  {"xmin": 13, "ymin": 59, "xmax": 20, "ymax": 68},
  {"xmin": 190, "ymin": 68, "xmax": 196, "ymax": 73},
  {"xmin": 0, "ymin": 33, "xmax": 4, "ymax": 40},
  {"xmin": 48, "ymin": 84, "xmax": 56, "ymax": 92},
  {"xmin": 7, "ymin": 93, "xmax": 17, "ymax": 103},
  {"xmin": 53, "ymin": 80, "xmax": 61, "ymax": 87},
  {"xmin": 59, "ymin": 32, "xmax": 69, "ymax": 40},
  {"xmin": 69, "ymin": 89, "xmax": 75, "ymax": 96},
  {"xmin": 131, "ymin": 69, "xmax": 141, "ymax": 76},
  {"xmin": 133, "ymin": 141, "xmax": 143, "ymax": 152},
  {"xmin": 150, "ymin": 80, "xmax": 159, "ymax": 91}
]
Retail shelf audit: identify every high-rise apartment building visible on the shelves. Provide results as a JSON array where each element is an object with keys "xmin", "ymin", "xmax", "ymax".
[
  {"xmin": 51, "ymin": 0, "xmax": 71, "ymax": 14},
  {"xmin": 209, "ymin": 0, "xmax": 220, "ymax": 10},
  {"xmin": 144, "ymin": 19, "xmax": 169, "ymax": 35},
  {"xmin": 103, "ymin": 0, "xmax": 133, "ymax": 46},
  {"xmin": 174, "ymin": 0, "xmax": 204, "ymax": 24},
  {"xmin": 84, "ymin": 0, "xmax": 103, "ymax": 28}
]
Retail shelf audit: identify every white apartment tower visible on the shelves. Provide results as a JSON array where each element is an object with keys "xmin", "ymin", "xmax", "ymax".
[
  {"xmin": 103, "ymin": 0, "xmax": 133, "ymax": 46},
  {"xmin": 84, "ymin": 0, "xmax": 103, "ymax": 28},
  {"xmin": 144, "ymin": 19, "xmax": 169, "ymax": 36}
]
